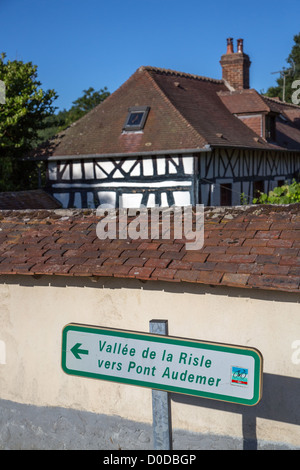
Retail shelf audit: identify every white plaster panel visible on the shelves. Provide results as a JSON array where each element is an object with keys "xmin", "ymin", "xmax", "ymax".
[
  {"xmin": 142, "ymin": 159, "xmax": 154, "ymax": 176},
  {"xmin": 48, "ymin": 162, "xmax": 57, "ymax": 181},
  {"xmin": 182, "ymin": 156, "xmax": 194, "ymax": 174},
  {"xmin": 173, "ymin": 191, "xmax": 191, "ymax": 206},
  {"xmin": 84, "ymin": 162, "xmax": 94, "ymax": 180},
  {"xmin": 120, "ymin": 193, "xmax": 143, "ymax": 208},
  {"xmin": 156, "ymin": 157, "xmax": 166, "ymax": 175},
  {"xmin": 72, "ymin": 162, "xmax": 82, "ymax": 179}
]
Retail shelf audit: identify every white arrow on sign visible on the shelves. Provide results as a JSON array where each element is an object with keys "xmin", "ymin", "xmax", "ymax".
[{"xmin": 62, "ymin": 323, "xmax": 263, "ymax": 406}]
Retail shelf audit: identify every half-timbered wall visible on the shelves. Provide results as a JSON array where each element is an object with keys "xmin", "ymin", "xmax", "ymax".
[
  {"xmin": 46, "ymin": 148, "xmax": 300, "ymax": 208},
  {"xmin": 47, "ymin": 154, "xmax": 196, "ymax": 209},
  {"xmin": 198, "ymin": 148, "xmax": 300, "ymax": 206}
]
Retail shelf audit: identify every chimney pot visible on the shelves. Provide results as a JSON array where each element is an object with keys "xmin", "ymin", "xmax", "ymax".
[
  {"xmin": 237, "ymin": 38, "xmax": 244, "ymax": 53},
  {"xmin": 220, "ymin": 37, "xmax": 251, "ymax": 89},
  {"xmin": 226, "ymin": 37, "xmax": 234, "ymax": 54}
]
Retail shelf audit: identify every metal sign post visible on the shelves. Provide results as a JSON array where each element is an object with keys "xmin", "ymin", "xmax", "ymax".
[
  {"xmin": 61, "ymin": 319, "xmax": 263, "ymax": 456},
  {"xmin": 62, "ymin": 322, "xmax": 263, "ymax": 450},
  {"xmin": 149, "ymin": 320, "xmax": 172, "ymax": 450}
]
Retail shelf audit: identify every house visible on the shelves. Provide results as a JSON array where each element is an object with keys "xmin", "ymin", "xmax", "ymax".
[
  {"xmin": 0, "ymin": 204, "xmax": 299, "ymax": 449},
  {"xmin": 33, "ymin": 38, "xmax": 300, "ymax": 209}
]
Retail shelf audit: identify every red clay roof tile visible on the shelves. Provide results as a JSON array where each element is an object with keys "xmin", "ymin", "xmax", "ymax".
[{"xmin": 0, "ymin": 205, "xmax": 299, "ymax": 293}]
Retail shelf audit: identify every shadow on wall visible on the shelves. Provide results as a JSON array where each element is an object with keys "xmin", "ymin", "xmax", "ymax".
[
  {"xmin": 171, "ymin": 373, "xmax": 300, "ymax": 449},
  {"xmin": 4, "ymin": 276, "xmax": 300, "ymax": 449}
]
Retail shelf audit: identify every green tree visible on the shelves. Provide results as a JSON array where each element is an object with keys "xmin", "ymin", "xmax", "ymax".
[
  {"xmin": 65, "ymin": 86, "xmax": 110, "ymax": 125},
  {"xmin": 265, "ymin": 33, "xmax": 300, "ymax": 103},
  {"xmin": 37, "ymin": 86, "xmax": 110, "ymax": 143},
  {"xmin": 253, "ymin": 180, "xmax": 300, "ymax": 204},
  {"xmin": 0, "ymin": 52, "xmax": 57, "ymax": 190}
]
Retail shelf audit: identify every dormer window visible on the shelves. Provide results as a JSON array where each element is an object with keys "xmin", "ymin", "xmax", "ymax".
[
  {"xmin": 123, "ymin": 106, "xmax": 150, "ymax": 131},
  {"xmin": 265, "ymin": 114, "xmax": 276, "ymax": 141}
]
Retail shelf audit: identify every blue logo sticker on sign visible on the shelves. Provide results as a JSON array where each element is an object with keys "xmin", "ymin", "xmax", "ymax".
[{"xmin": 231, "ymin": 366, "xmax": 249, "ymax": 386}]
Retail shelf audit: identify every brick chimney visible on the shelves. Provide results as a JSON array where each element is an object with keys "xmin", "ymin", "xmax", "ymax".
[{"xmin": 220, "ymin": 38, "xmax": 251, "ymax": 90}]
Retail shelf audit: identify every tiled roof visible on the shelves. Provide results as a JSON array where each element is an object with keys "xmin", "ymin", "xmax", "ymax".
[
  {"xmin": 34, "ymin": 66, "xmax": 290, "ymax": 160},
  {"xmin": 217, "ymin": 89, "xmax": 270, "ymax": 114},
  {"xmin": 0, "ymin": 205, "xmax": 299, "ymax": 293},
  {"xmin": 146, "ymin": 67, "xmax": 270, "ymax": 149},
  {"xmin": 139, "ymin": 66, "xmax": 224, "ymax": 84},
  {"xmin": 262, "ymin": 95, "xmax": 300, "ymax": 120},
  {"xmin": 0, "ymin": 190, "xmax": 61, "ymax": 210},
  {"xmin": 218, "ymin": 90, "xmax": 300, "ymax": 150},
  {"xmin": 34, "ymin": 67, "xmax": 207, "ymax": 158}
]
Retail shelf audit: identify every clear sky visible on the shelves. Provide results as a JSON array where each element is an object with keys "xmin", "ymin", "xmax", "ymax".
[{"xmin": 1, "ymin": 0, "xmax": 299, "ymax": 112}]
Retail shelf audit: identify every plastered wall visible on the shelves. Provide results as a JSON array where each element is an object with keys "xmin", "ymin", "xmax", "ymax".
[{"xmin": 0, "ymin": 275, "xmax": 299, "ymax": 449}]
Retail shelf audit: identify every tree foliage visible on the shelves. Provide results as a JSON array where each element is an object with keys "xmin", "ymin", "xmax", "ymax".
[
  {"xmin": 0, "ymin": 52, "xmax": 110, "ymax": 191},
  {"xmin": 38, "ymin": 86, "xmax": 110, "ymax": 141},
  {"xmin": 265, "ymin": 33, "xmax": 300, "ymax": 103},
  {"xmin": 0, "ymin": 52, "xmax": 57, "ymax": 190},
  {"xmin": 62, "ymin": 86, "xmax": 110, "ymax": 127},
  {"xmin": 253, "ymin": 180, "xmax": 300, "ymax": 204}
]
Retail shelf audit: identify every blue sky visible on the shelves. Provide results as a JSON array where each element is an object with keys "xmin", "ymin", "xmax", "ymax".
[{"xmin": 1, "ymin": 0, "xmax": 299, "ymax": 112}]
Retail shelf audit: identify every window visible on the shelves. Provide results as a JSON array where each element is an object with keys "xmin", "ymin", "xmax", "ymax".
[
  {"xmin": 220, "ymin": 184, "xmax": 232, "ymax": 206},
  {"xmin": 253, "ymin": 180, "xmax": 264, "ymax": 199},
  {"xmin": 123, "ymin": 106, "xmax": 150, "ymax": 131},
  {"xmin": 265, "ymin": 114, "xmax": 276, "ymax": 141}
]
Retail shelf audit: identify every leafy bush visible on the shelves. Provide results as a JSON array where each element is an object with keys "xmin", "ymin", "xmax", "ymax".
[{"xmin": 253, "ymin": 180, "xmax": 300, "ymax": 204}]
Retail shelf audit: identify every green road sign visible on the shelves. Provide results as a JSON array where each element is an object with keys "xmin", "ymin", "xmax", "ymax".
[{"xmin": 61, "ymin": 323, "xmax": 263, "ymax": 406}]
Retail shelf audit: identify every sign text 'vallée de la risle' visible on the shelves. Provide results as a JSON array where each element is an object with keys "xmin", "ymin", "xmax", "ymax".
[{"xmin": 61, "ymin": 324, "xmax": 263, "ymax": 406}]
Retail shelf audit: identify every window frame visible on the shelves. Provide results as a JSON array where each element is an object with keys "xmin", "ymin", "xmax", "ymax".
[
  {"xmin": 220, "ymin": 183, "xmax": 232, "ymax": 206},
  {"xmin": 123, "ymin": 106, "xmax": 150, "ymax": 131},
  {"xmin": 265, "ymin": 113, "xmax": 276, "ymax": 141},
  {"xmin": 253, "ymin": 180, "xmax": 265, "ymax": 199}
]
